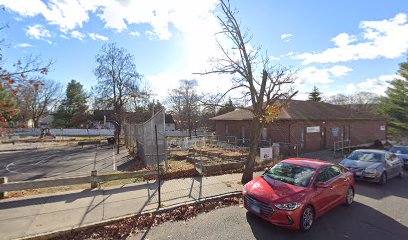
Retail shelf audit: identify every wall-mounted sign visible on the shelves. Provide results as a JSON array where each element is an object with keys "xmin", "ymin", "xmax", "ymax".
[
  {"xmin": 331, "ymin": 127, "xmax": 340, "ymax": 137},
  {"xmin": 380, "ymin": 125, "xmax": 386, "ymax": 131},
  {"xmin": 260, "ymin": 147, "xmax": 273, "ymax": 160},
  {"xmin": 306, "ymin": 126, "xmax": 320, "ymax": 133}
]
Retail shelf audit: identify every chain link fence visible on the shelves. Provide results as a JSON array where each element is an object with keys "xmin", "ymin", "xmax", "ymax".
[{"xmin": 124, "ymin": 109, "xmax": 167, "ymax": 167}]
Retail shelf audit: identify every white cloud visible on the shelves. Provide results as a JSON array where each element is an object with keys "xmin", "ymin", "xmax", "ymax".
[
  {"xmin": 331, "ymin": 33, "xmax": 357, "ymax": 47},
  {"xmin": 25, "ymin": 24, "xmax": 52, "ymax": 43},
  {"xmin": 269, "ymin": 55, "xmax": 280, "ymax": 61},
  {"xmin": 88, "ymin": 33, "xmax": 108, "ymax": 41},
  {"xmin": 145, "ymin": 30, "xmax": 158, "ymax": 40},
  {"xmin": 71, "ymin": 30, "xmax": 85, "ymax": 40},
  {"xmin": 129, "ymin": 31, "xmax": 141, "ymax": 37},
  {"xmin": 15, "ymin": 43, "xmax": 34, "ymax": 48},
  {"xmin": 298, "ymin": 65, "xmax": 353, "ymax": 84},
  {"xmin": 346, "ymin": 74, "xmax": 402, "ymax": 94},
  {"xmin": 2, "ymin": 0, "xmax": 219, "ymax": 41},
  {"xmin": 346, "ymin": 83, "xmax": 357, "ymax": 93},
  {"xmin": 1, "ymin": 0, "xmax": 48, "ymax": 17},
  {"xmin": 296, "ymin": 13, "xmax": 408, "ymax": 64},
  {"xmin": 59, "ymin": 34, "xmax": 69, "ymax": 39},
  {"xmin": 281, "ymin": 33, "xmax": 292, "ymax": 42}
]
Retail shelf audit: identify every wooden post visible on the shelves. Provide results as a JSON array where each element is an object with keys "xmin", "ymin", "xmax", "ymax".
[
  {"xmin": 0, "ymin": 177, "xmax": 8, "ymax": 198},
  {"xmin": 91, "ymin": 170, "xmax": 98, "ymax": 189}
]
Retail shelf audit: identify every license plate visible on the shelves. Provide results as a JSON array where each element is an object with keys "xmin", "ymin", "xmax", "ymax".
[
  {"xmin": 250, "ymin": 204, "xmax": 261, "ymax": 214},
  {"xmin": 355, "ymin": 172, "xmax": 362, "ymax": 176}
]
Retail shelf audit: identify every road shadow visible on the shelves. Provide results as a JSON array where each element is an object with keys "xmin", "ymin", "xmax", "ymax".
[
  {"xmin": 246, "ymin": 201, "xmax": 408, "ymax": 240},
  {"xmin": 355, "ymin": 174, "xmax": 408, "ymax": 200},
  {"xmin": 0, "ymin": 180, "xmax": 159, "ymax": 209}
]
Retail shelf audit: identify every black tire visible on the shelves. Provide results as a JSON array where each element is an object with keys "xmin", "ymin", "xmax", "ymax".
[
  {"xmin": 300, "ymin": 205, "xmax": 314, "ymax": 232},
  {"xmin": 398, "ymin": 169, "xmax": 404, "ymax": 178},
  {"xmin": 345, "ymin": 187, "xmax": 354, "ymax": 206},
  {"xmin": 379, "ymin": 172, "xmax": 387, "ymax": 185}
]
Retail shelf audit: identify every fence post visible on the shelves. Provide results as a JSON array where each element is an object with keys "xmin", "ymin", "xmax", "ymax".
[
  {"xmin": 155, "ymin": 124, "xmax": 161, "ymax": 208},
  {"xmin": 0, "ymin": 177, "xmax": 8, "ymax": 198},
  {"xmin": 91, "ymin": 170, "xmax": 98, "ymax": 188}
]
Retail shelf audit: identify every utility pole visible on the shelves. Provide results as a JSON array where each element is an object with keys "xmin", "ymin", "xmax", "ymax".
[{"xmin": 152, "ymin": 99, "xmax": 155, "ymax": 118}]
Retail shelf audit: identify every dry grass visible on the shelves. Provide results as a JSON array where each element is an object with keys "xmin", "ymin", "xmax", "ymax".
[{"xmin": 168, "ymin": 159, "xmax": 195, "ymax": 172}]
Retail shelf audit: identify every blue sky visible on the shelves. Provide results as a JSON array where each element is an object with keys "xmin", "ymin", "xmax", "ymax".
[{"xmin": 1, "ymin": 0, "xmax": 408, "ymax": 102}]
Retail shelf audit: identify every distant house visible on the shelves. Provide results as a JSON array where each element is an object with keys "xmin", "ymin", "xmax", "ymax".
[
  {"xmin": 211, "ymin": 100, "xmax": 387, "ymax": 154},
  {"xmin": 14, "ymin": 115, "xmax": 54, "ymax": 128},
  {"xmin": 91, "ymin": 110, "xmax": 174, "ymax": 129},
  {"xmin": 91, "ymin": 110, "xmax": 116, "ymax": 129},
  {"xmin": 165, "ymin": 114, "xmax": 176, "ymax": 131},
  {"xmin": 38, "ymin": 115, "xmax": 54, "ymax": 128}
]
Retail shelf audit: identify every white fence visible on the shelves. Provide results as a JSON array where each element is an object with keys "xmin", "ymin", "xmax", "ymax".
[
  {"xmin": 167, "ymin": 137, "xmax": 208, "ymax": 149},
  {"xmin": 165, "ymin": 130, "xmax": 213, "ymax": 137},
  {"xmin": 10, "ymin": 128, "xmax": 114, "ymax": 137}
]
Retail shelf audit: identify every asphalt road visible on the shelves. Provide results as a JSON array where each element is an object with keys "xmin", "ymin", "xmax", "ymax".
[
  {"xmin": 131, "ymin": 175, "xmax": 408, "ymax": 240},
  {"xmin": 0, "ymin": 144, "xmax": 132, "ymax": 181}
]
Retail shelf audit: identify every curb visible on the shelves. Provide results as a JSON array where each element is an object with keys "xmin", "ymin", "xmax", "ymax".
[{"xmin": 16, "ymin": 191, "xmax": 242, "ymax": 240}]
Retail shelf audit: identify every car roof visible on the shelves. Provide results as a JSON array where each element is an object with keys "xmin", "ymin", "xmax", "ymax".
[
  {"xmin": 282, "ymin": 158, "xmax": 332, "ymax": 169},
  {"xmin": 352, "ymin": 149, "xmax": 387, "ymax": 153},
  {"xmin": 391, "ymin": 146, "xmax": 408, "ymax": 148}
]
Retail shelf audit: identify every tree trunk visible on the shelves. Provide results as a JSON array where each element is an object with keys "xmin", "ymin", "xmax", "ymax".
[
  {"xmin": 241, "ymin": 118, "xmax": 262, "ymax": 184},
  {"xmin": 116, "ymin": 122, "xmax": 121, "ymax": 154},
  {"xmin": 33, "ymin": 118, "xmax": 39, "ymax": 128}
]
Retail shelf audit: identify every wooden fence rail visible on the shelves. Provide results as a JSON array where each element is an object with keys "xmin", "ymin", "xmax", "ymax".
[{"xmin": 0, "ymin": 170, "xmax": 158, "ymax": 197}]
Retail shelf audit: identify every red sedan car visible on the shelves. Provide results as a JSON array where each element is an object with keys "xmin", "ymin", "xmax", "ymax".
[{"xmin": 243, "ymin": 158, "xmax": 355, "ymax": 231}]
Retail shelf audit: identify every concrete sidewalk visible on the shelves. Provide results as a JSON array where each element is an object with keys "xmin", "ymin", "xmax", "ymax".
[{"xmin": 0, "ymin": 173, "xmax": 252, "ymax": 240}]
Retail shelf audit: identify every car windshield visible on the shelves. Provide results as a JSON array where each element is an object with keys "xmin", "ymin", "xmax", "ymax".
[
  {"xmin": 389, "ymin": 147, "xmax": 408, "ymax": 154},
  {"xmin": 265, "ymin": 162, "xmax": 316, "ymax": 187},
  {"xmin": 347, "ymin": 151, "xmax": 383, "ymax": 162}
]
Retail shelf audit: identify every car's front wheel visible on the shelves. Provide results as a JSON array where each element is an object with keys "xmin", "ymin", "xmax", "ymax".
[
  {"xmin": 345, "ymin": 187, "xmax": 354, "ymax": 206},
  {"xmin": 397, "ymin": 167, "xmax": 404, "ymax": 178},
  {"xmin": 300, "ymin": 205, "xmax": 314, "ymax": 231}
]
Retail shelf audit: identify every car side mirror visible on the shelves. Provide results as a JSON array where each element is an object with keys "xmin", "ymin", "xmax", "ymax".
[{"xmin": 315, "ymin": 182, "xmax": 329, "ymax": 188}]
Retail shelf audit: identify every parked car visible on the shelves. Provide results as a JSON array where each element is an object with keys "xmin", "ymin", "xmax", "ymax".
[
  {"xmin": 388, "ymin": 146, "xmax": 408, "ymax": 169},
  {"xmin": 339, "ymin": 149, "xmax": 404, "ymax": 185},
  {"xmin": 243, "ymin": 158, "xmax": 355, "ymax": 231}
]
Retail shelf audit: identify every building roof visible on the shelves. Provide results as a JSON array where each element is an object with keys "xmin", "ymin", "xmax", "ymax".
[
  {"xmin": 165, "ymin": 114, "xmax": 175, "ymax": 124},
  {"xmin": 210, "ymin": 100, "xmax": 386, "ymax": 121}
]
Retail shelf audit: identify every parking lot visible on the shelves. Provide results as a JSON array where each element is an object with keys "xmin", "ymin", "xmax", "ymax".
[
  {"xmin": 0, "ymin": 143, "xmax": 132, "ymax": 182},
  {"xmin": 132, "ymin": 175, "xmax": 408, "ymax": 240}
]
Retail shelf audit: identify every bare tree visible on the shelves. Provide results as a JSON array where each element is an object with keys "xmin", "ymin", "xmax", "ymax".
[
  {"xmin": 94, "ymin": 43, "xmax": 142, "ymax": 151},
  {"xmin": 126, "ymin": 78, "xmax": 151, "ymax": 112},
  {"xmin": 326, "ymin": 91, "xmax": 380, "ymax": 112},
  {"xmin": 167, "ymin": 80, "xmax": 201, "ymax": 137},
  {"xmin": 0, "ymin": 19, "xmax": 53, "ymax": 133},
  {"xmin": 18, "ymin": 79, "xmax": 62, "ymax": 128},
  {"xmin": 198, "ymin": 0, "xmax": 297, "ymax": 184}
]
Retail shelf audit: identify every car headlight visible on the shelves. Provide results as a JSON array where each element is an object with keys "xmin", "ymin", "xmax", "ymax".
[
  {"xmin": 275, "ymin": 202, "xmax": 301, "ymax": 211},
  {"xmin": 364, "ymin": 168, "xmax": 378, "ymax": 174}
]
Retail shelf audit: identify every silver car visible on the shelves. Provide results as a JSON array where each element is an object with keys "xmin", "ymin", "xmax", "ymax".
[
  {"xmin": 388, "ymin": 146, "xmax": 408, "ymax": 170},
  {"xmin": 339, "ymin": 149, "xmax": 404, "ymax": 185}
]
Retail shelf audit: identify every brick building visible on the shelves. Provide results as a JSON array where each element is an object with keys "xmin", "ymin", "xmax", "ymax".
[{"xmin": 211, "ymin": 100, "xmax": 387, "ymax": 154}]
